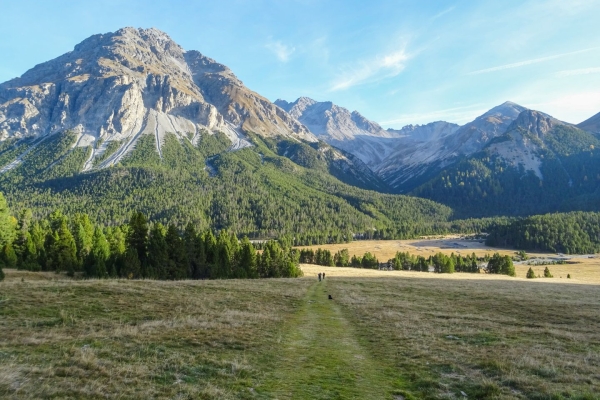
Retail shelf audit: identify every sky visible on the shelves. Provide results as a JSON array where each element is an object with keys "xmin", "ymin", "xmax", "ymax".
[{"xmin": 1, "ymin": 0, "xmax": 600, "ymax": 128}]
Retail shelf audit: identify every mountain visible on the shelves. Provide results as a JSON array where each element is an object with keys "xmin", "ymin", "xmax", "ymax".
[
  {"xmin": 387, "ymin": 121, "xmax": 460, "ymax": 142},
  {"xmin": 413, "ymin": 109, "xmax": 600, "ymax": 217},
  {"xmin": 275, "ymin": 97, "xmax": 404, "ymax": 168},
  {"xmin": 578, "ymin": 111, "xmax": 600, "ymax": 136},
  {"xmin": 377, "ymin": 101, "xmax": 527, "ymax": 192},
  {"xmin": 0, "ymin": 27, "xmax": 316, "ymax": 171},
  {"xmin": 0, "ymin": 27, "xmax": 451, "ymax": 238}
]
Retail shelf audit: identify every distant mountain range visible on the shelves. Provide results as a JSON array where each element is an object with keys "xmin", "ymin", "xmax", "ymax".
[{"xmin": 0, "ymin": 27, "xmax": 599, "ymax": 224}]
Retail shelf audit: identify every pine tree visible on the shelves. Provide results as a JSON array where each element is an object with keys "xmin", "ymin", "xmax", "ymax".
[
  {"xmin": 147, "ymin": 223, "xmax": 168, "ymax": 279},
  {"xmin": 183, "ymin": 223, "xmax": 198, "ymax": 278},
  {"xmin": 85, "ymin": 227, "xmax": 110, "ymax": 278},
  {"xmin": 121, "ymin": 247, "xmax": 141, "ymax": 279},
  {"xmin": 0, "ymin": 193, "xmax": 15, "ymax": 248},
  {"xmin": 166, "ymin": 224, "xmax": 187, "ymax": 280},
  {"xmin": 72, "ymin": 214, "xmax": 94, "ymax": 267},
  {"xmin": 49, "ymin": 220, "xmax": 78, "ymax": 275},
  {"xmin": 239, "ymin": 236, "xmax": 257, "ymax": 278},
  {"xmin": 1, "ymin": 243, "xmax": 17, "ymax": 269},
  {"xmin": 127, "ymin": 212, "xmax": 148, "ymax": 270},
  {"xmin": 544, "ymin": 267, "xmax": 553, "ymax": 278},
  {"xmin": 526, "ymin": 267, "xmax": 536, "ymax": 279}
]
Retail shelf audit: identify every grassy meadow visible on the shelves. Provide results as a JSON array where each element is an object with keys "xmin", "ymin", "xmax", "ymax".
[
  {"xmin": 1, "ymin": 247, "xmax": 600, "ymax": 399},
  {"xmin": 299, "ymin": 238, "xmax": 600, "ymax": 283}
]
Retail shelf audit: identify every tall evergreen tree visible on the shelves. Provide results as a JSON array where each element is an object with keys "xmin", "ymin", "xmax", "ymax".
[
  {"xmin": 0, "ymin": 193, "xmax": 15, "ymax": 248},
  {"xmin": 121, "ymin": 246, "xmax": 141, "ymax": 279},
  {"xmin": 85, "ymin": 227, "xmax": 110, "ymax": 278},
  {"xmin": 50, "ymin": 220, "xmax": 78, "ymax": 275},
  {"xmin": 1, "ymin": 243, "xmax": 17, "ymax": 269},
  {"xmin": 147, "ymin": 223, "xmax": 168, "ymax": 279},
  {"xmin": 239, "ymin": 236, "xmax": 257, "ymax": 278},
  {"xmin": 166, "ymin": 224, "xmax": 187, "ymax": 280},
  {"xmin": 127, "ymin": 212, "xmax": 149, "ymax": 271}
]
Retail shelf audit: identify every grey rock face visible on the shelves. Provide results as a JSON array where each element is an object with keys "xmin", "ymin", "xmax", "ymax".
[
  {"xmin": 387, "ymin": 121, "xmax": 459, "ymax": 142},
  {"xmin": 0, "ymin": 27, "xmax": 316, "ymax": 169},
  {"xmin": 577, "ymin": 111, "xmax": 600, "ymax": 135},
  {"xmin": 377, "ymin": 101, "xmax": 528, "ymax": 191},
  {"xmin": 275, "ymin": 97, "xmax": 402, "ymax": 168}
]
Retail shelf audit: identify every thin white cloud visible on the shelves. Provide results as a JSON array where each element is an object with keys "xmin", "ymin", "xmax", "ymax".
[
  {"xmin": 266, "ymin": 40, "xmax": 295, "ymax": 62},
  {"xmin": 467, "ymin": 46, "xmax": 600, "ymax": 75},
  {"xmin": 525, "ymin": 90, "xmax": 600, "ymax": 124},
  {"xmin": 431, "ymin": 6, "xmax": 455, "ymax": 21},
  {"xmin": 329, "ymin": 48, "xmax": 409, "ymax": 91},
  {"xmin": 555, "ymin": 67, "xmax": 600, "ymax": 77}
]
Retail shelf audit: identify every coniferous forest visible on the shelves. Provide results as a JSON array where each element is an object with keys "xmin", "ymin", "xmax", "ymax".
[
  {"xmin": 0, "ymin": 193, "xmax": 302, "ymax": 281},
  {"xmin": 0, "ymin": 129, "xmax": 599, "ymax": 283}
]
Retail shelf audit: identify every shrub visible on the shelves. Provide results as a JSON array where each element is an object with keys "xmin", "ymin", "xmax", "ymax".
[
  {"xmin": 526, "ymin": 267, "xmax": 536, "ymax": 279},
  {"xmin": 544, "ymin": 267, "xmax": 553, "ymax": 278}
]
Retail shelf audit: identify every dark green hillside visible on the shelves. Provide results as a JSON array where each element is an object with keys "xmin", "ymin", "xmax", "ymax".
[
  {"xmin": 0, "ymin": 131, "xmax": 454, "ymax": 240},
  {"xmin": 413, "ymin": 123, "xmax": 600, "ymax": 218},
  {"xmin": 486, "ymin": 211, "xmax": 600, "ymax": 254}
]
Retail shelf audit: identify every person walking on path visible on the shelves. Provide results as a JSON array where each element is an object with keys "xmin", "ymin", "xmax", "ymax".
[
  {"xmin": 318, "ymin": 273, "xmax": 322, "ymax": 282},
  {"xmin": 322, "ymin": 272, "xmax": 326, "ymax": 279}
]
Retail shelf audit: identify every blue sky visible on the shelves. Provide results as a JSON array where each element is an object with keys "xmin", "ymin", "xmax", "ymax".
[{"xmin": 1, "ymin": 0, "xmax": 599, "ymax": 127}]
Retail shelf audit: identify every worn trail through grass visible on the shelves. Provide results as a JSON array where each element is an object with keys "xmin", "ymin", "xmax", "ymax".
[{"xmin": 260, "ymin": 280, "xmax": 399, "ymax": 399}]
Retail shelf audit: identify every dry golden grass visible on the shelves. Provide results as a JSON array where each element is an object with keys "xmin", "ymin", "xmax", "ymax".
[{"xmin": 299, "ymin": 238, "xmax": 600, "ymax": 284}]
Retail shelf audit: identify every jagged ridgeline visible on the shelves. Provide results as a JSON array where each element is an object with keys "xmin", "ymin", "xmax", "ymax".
[
  {"xmin": 412, "ymin": 111, "xmax": 600, "ymax": 217},
  {"xmin": 0, "ymin": 27, "xmax": 456, "ymax": 238}
]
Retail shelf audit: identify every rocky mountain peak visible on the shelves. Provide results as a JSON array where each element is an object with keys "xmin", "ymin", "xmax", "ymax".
[
  {"xmin": 508, "ymin": 110, "xmax": 563, "ymax": 137},
  {"xmin": 0, "ymin": 27, "xmax": 316, "ymax": 167}
]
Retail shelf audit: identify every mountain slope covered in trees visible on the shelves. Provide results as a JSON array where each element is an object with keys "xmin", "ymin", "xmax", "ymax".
[{"xmin": 413, "ymin": 110, "xmax": 600, "ymax": 217}]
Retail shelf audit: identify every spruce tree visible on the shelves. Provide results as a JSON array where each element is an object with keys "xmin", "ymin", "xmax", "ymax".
[
  {"xmin": 49, "ymin": 220, "xmax": 78, "ymax": 275},
  {"xmin": 1, "ymin": 243, "xmax": 17, "ymax": 269},
  {"xmin": 183, "ymin": 223, "xmax": 198, "ymax": 278},
  {"xmin": 0, "ymin": 193, "xmax": 15, "ymax": 248},
  {"xmin": 85, "ymin": 227, "xmax": 110, "ymax": 278},
  {"xmin": 166, "ymin": 224, "xmax": 187, "ymax": 280},
  {"xmin": 239, "ymin": 237, "xmax": 257, "ymax": 278},
  {"xmin": 526, "ymin": 267, "xmax": 536, "ymax": 279},
  {"xmin": 544, "ymin": 267, "xmax": 553, "ymax": 278},
  {"xmin": 127, "ymin": 212, "xmax": 148, "ymax": 269},
  {"xmin": 147, "ymin": 223, "xmax": 168, "ymax": 279},
  {"xmin": 121, "ymin": 247, "xmax": 141, "ymax": 279}
]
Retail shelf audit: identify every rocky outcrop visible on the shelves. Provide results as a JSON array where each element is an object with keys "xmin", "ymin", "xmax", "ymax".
[
  {"xmin": 377, "ymin": 102, "xmax": 528, "ymax": 191},
  {"xmin": 387, "ymin": 121, "xmax": 459, "ymax": 142},
  {"xmin": 274, "ymin": 97, "xmax": 400, "ymax": 167},
  {"xmin": 0, "ymin": 27, "xmax": 316, "ymax": 169}
]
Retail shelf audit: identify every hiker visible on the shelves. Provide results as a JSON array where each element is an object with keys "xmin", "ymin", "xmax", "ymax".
[
  {"xmin": 318, "ymin": 273, "xmax": 322, "ymax": 281},
  {"xmin": 322, "ymin": 272, "xmax": 325, "ymax": 279}
]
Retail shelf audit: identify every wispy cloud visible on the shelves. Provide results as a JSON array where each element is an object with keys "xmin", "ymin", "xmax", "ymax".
[
  {"xmin": 266, "ymin": 40, "xmax": 295, "ymax": 62},
  {"xmin": 555, "ymin": 67, "xmax": 600, "ymax": 77},
  {"xmin": 467, "ymin": 46, "xmax": 600, "ymax": 75},
  {"xmin": 431, "ymin": 6, "xmax": 455, "ymax": 21},
  {"xmin": 329, "ymin": 48, "xmax": 410, "ymax": 91}
]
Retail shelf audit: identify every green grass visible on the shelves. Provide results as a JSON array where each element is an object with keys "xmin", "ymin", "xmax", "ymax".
[
  {"xmin": 258, "ymin": 281, "xmax": 406, "ymax": 399},
  {"xmin": 1, "ymin": 269, "xmax": 599, "ymax": 399}
]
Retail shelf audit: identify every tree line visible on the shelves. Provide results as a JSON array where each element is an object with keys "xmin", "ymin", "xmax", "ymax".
[
  {"xmin": 485, "ymin": 211, "xmax": 600, "ymax": 254},
  {"xmin": 0, "ymin": 195, "xmax": 302, "ymax": 280}
]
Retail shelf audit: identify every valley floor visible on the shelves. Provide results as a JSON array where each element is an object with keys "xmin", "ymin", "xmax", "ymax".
[
  {"xmin": 1, "ymin": 265, "xmax": 599, "ymax": 399},
  {"xmin": 299, "ymin": 238, "xmax": 600, "ymax": 284}
]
